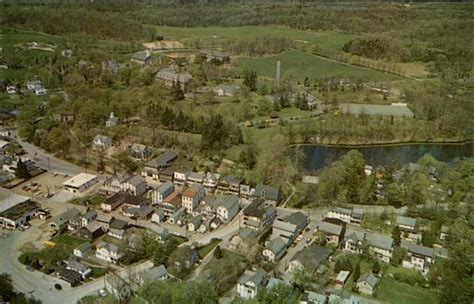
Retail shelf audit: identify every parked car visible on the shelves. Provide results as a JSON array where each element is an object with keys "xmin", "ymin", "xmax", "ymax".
[{"xmin": 296, "ymin": 235, "xmax": 304, "ymax": 242}]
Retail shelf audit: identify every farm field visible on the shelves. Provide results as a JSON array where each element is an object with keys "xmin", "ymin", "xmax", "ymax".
[{"xmin": 236, "ymin": 49, "xmax": 402, "ymax": 82}]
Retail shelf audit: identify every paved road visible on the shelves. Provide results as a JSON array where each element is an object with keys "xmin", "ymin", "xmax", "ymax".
[{"xmin": 13, "ymin": 132, "xmax": 83, "ymax": 176}]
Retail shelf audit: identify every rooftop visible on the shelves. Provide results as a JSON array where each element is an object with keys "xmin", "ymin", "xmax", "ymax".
[
  {"xmin": 145, "ymin": 151, "xmax": 178, "ymax": 169},
  {"xmin": 357, "ymin": 272, "xmax": 378, "ymax": 288},
  {"xmin": 318, "ymin": 221, "xmax": 343, "ymax": 236},
  {"xmin": 396, "ymin": 216, "xmax": 417, "ymax": 228},
  {"xmin": 63, "ymin": 173, "xmax": 98, "ymax": 188},
  {"xmin": 284, "ymin": 212, "xmax": 308, "ymax": 227},
  {"xmin": 140, "ymin": 265, "xmax": 168, "ymax": 281},
  {"xmin": 0, "ymin": 194, "xmax": 30, "ymax": 213},
  {"xmin": 339, "ymin": 103, "xmax": 414, "ymax": 118},
  {"xmin": 291, "ymin": 245, "xmax": 332, "ymax": 272},
  {"xmin": 253, "ymin": 184, "xmax": 280, "ymax": 201},
  {"xmin": 366, "ymin": 233, "xmax": 393, "ymax": 251}
]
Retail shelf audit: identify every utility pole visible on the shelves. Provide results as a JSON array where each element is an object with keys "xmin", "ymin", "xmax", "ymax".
[{"xmin": 47, "ymin": 157, "xmax": 51, "ymax": 171}]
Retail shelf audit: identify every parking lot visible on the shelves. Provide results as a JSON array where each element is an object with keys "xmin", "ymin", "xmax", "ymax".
[{"xmin": 13, "ymin": 172, "xmax": 70, "ymax": 200}]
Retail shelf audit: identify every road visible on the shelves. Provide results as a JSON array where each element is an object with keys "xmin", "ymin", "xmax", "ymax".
[{"xmin": 13, "ymin": 131, "xmax": 83, "ymax": 176}]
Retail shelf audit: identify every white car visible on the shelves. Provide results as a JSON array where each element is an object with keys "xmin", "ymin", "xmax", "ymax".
[
  {"xmin": 99, "ymin": 289, "xmax": 107, "ymax": 297},
  {"xmin": 296, "ymin": 234, "xmax": 304, "ymax": 242}
]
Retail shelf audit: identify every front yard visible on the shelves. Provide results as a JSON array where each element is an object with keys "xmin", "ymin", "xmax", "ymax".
[{"xmin": 376, "ymin": 277, "xmax": 440, "ymax": 304}]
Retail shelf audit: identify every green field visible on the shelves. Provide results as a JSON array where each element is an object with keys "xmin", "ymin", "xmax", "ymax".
[
  {"xmin": 377, "ymin": 277, "xmax": 440, "ymax": 304},
  {"xmin": 236, "ymin": 49, "xmax": 401, "ymax": 82},
  {"xmin": 153, "ymin": 25, "xmax": 358, "ymax": 53}
]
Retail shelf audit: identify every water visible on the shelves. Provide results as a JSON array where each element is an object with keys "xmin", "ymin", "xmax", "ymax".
[{"xmin": 293, "ymin": 142, "xmax": 474, "ymax": 172}]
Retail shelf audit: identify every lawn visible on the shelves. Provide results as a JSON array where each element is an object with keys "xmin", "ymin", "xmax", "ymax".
[
  {"xmin": 197, "ymin": 239, "xmax": 221, "ymax": 259},
  {"xmin": 52, "ymin": 234, "xmax": 88, "ymax": 251},
  {"xmin": 376, "ymin": 277, "xmax": 440, "ymax": 304},
  {"xmin": 236, "ymin": 49, "xmax": 401, "ymax": 82}
]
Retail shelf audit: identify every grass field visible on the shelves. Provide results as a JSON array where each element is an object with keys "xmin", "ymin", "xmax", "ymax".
[
  {"xmin": 236, "ymin": 49, "xmax": 401, "ymax": 82},
  {"xmin": 2, "ymin": 27, "xmax": 64, "ymax": 48},
  {"xmin": 197, "ymin": 239, "xmax": 221, "ymax": 259},
  {"xmin": 377, "ymin": 277, "xmax": 440, "ymax": 304},
  {"xmin": 153, "ymin": 25, "xmax": 359, "ymax": 53}
]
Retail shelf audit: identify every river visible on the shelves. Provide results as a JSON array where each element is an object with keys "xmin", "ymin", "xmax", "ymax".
[{"xmin": 293, "ymin": 142, "xmax": 474, "ymax": 172}]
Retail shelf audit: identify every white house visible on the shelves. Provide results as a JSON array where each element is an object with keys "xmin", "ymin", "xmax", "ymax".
[
  {"xmin": 151, "ymin": 210, "xmax": 166, "ymax": 224},
  {"xmin": 62, "ymin": 173, "xmax": 99, "ymax": 195},
  {"xmin": 93, "ymin": 135, "xmax": 112, "ymax": 150},
  {"xmin": 106, "ymin": 112, "xmax": 119, "ymax": 127},
  {"xmin": 121, "ymin": 175, "xmax": 147, "ymax": 196},
  {"xmin": 96, "ymin": 242, "xmax": 122, "ymax": 263},
  {"xmin": 6, "ymin": 85, "xmax": 16, "ymax": 95},
  {"xmin": 81, "ymin": 210, "xmax": 97, "ymax": 227},
  {"xmin": 215, "ymin": 195, "xmax": 240, "ymax": 224},
  {"xmin": 73, "ymin": 242, "xmax": 92, "ymax": 258},
  {"xmin": 152, "ymin": 182, "xmax": 174, "ymax": 205},
  {"xmin": 401, "ymin": 240, "xmax": 436, "ymax": 275},
  {"xmin": 236, "ymin": 269, "xmax": 267, "ymax": 300},
  {"xmin": 181, "ymin": 184, "xmax": 205, "ymax": 213},
  {"xmin": 262, "ymin": 237, "xmax": 287, "ymax": 262},
  {"xmin": 343, "ymin": 229, "xmax": 365, "ymax": 254},
  {"xmin": 105, "ymin": 273, "xmax": 131, "ymax": 300},
  {"xmin": 173, "ymin": 170, "xmax": 189, "ymax": 185},
  {"xmin": 366, "ymin": 233, "xmax": 393, "ymax": 263},
  {"xmin": 356, "ymin": 272, "xmax": 378, "ymax": 295},
  {"xmin": 203, "ymin": 172, "xmax": 220, "ymax": 189},
  {"xmin": 65, "ymin": 257, "xmax": 92, "ymax": 279}
]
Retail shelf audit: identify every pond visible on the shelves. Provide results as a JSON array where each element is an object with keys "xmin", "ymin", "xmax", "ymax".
[{"xmin": 293, "ymin": 142, "xmax": 474, "ymax": 172}]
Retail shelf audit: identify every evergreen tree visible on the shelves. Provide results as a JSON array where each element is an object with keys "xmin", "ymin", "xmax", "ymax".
[
  {"xmin": 353, "ymin": 262, "xmax": 361, "ymax": 281},
  {"xmin": 392, "ymin": 225, "xmax": 401, "ymax": 247},
  {"xmin": 15, "ymin": 158, "xmax": 31, "ymax": 179},
  {"xmin": 213, "ymin": 246, "xmax": 222, "ymax": 259}
]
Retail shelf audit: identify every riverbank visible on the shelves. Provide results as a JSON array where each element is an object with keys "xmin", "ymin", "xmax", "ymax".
[{"xmin": 288, "ymin": 139, "xmax": 473, "ymax": 149}]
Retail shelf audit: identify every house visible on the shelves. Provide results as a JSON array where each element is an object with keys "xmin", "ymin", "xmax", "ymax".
[
  {"xmin": 96, "ymin": 214, "xmax": 114, "ymax": 229},
  {"xmin": 343, "ymin": 229, "xmax": 365, "ymax": 254},
  {"xmin": 266, "ymin": 277, "xmax": 290, "ymax": 290},
  {"xmin": 401, "ymin": 240, "xmax": 436, "ymax": 274},
  {"xmin": 0, "ymin": 126, "xmax": 11, "ymax": 138},
  {"xmin": 121, "ymin": 175, "xmax": 147, "ymax": 196},
  {"xmin": 214, "ymin": 84, "xmax": 240, "ymax": 97},
  {"xmin": 96, "ymin": 242, "xmax": 122, "ymax": 263},
  {"xmin": 152, "ymin": 182, "xmax": 174, "ymax": 205},
  {"xmin": 0, "ymin": 195, "xmax": 39, "ymax": 229},
  {"xmin": 105, "ymin": 112, "xmax": 118, "ymax": 127},
  {"xmin": 366, "ymin": 233, "xmax": 393, "ymax": 263},
  {"xmin": 187, "ymin": 172, "xmax": 205, "ymax": 185},
  {"xmin": 301, "ymin": 291, "xmax": 328, "ymax": 304},
  {"xmin": 396, "ymin": 216, "xmax": 419, "ymax": 240},
  {"xmin": 131, "ymin": 50, "xmax": 152, "ymax": 65},
  {"xmin": 188, "ymin": 215, "xmax": 202, "ymax": 232},
  {"xmin": 151, "ymin": 209, "xmax": 166, "ymax": 224},
  {"xmin": 159, "ymin": 168, "xmax": 174, "ymax": 182},
  {"xmin": 108, "ymin": 218, "xmax": 128, "ymax": 240},
  {"xmin": 203, "ymin": 172, "xmax": 220, "ymax": 190},
  {"xmin": 93, "ymin": 135, "xmax": 112, "ymax": 150},
  {"xmin": 50, "ymin": 207, "xmax": 81, "ymax": 231},
  {"xmin": 173, "ymin": 170, "xmax": 189, "ymax": 186},
  {"xmin": 356, "ymin": 272, "xmax": 378, "ymax": 296},
  {"xmin": 101, "ymin": 192, "xmax": 127, "ymax": 212},
  {"xmin": 262, "ymin": 237, "xmax": 287, "ymax": 262},
  {"xmin": 334, "ymin": 270, "xmax": 350, "ymax": 287},
  {"xmin": 271, "ymin": 218, "xmax": 298, "ymax": 246},
  {"xmin": 102, "ymin": 60, "xmax": 120, "ymax": 73},
  {"xmin": 120, "ymin": 193, "xmax": 146, "ymax": 209},
  {"xmin": 215, "ymin": 195, "xmax": 240, "ymax": 224},
  {"xmin": 62, "ymin": 173, "xmax": 99, "ymax": 195},
  {"xmin": 288, "ymin": 245, "xmax": 332, "ymax": 274},
  {"xmin": 2, "ymin": 157, "xmax": 35, "ymax": 174},
  {"xmin": 198, "ymin": 218, "xmax": 212, "ymax": 234},
  {"xmin": 81, "ymin": 210, "xmax": 97, "ymax": 227},
  {"xmin": 78, "ymin": 221, "xmax": 105, "ymax": 240},
  {"xmin": 156, "ymin": 67, "xmax": 193, "ymax": 90},
  {"xmin": 218, "ymin": 175, "xmax": 241, "ymax": 194},
  {"xmin": 58, "ymin": 269, "xmax": 82, "ymax": 286},
  {"xmin": 253, "ymin": 184, "xmax": 281, "ymax": 207},
  {"xmin": 159, "ymin": 190, "xmax": 182, "ymax": 216},
  {"xmin": 34, "ymin": 87, "xmax": 47, "ymax": 96},
  {"xmin": 199, "ymin": 50, "xmax": 230, "ymax": 64},
  {"xmin": 326, "ymin": 207, "xmax": 364, "ymax": 224},
  {"xmin": 172, "ymin": 247, "xmax": 198, "ymax": 270},
  {"xmin": 239, "ymin": 184, "xmax": 252, "ymax": 198},
  {"xmin": 439, "ymin": 225, "xmax": 449, "ymax": 242},
  {"xmin": 26, "ymin": 79, "xmax": 42, "ymax": 91},
  {"xmin": 142, "ymin": 151, "xmax": 178, "ymax": 179},
  {"xmin": 100, "ymin": 176, "xmax": 123, "ymax": 195},
  {"xmin": 136, "ymin": 265, "xmax": 168, "ymax": 286},
  {"xmin": 284, "ymin": 212, "xmax": 309, "ymax": 234},
  {"xmin": 73, "ymin": 242, "xmax": 92, "ymax": 258},
  {"xmin": 181, "ymin": 184, "xmax": 205, "ymax": 213},
  {"xmin": 154, "ymin": 226, "xmax": 169, "ymax": 242},
  {"xmin": 105, "ymin": 273, "xmax": 131, "ymax": 300},
  {"xmin": 130, "ymin": 143, "xmax": 151, "ymax": 160},
  {"xmin": 351, "ymin": 208, "xmax": 364, "ymax": 224},
  {"xmin": 122, "ymin": 204, "xmax": 154, "ymax": 220},
  {"xmin": 169, "ymin": 207, "xmax": 186, "ymax": 226},
  {"xmin": 236, "ymin": 269, "xmax": 267, "ymax": 299},
  {"xmin": 241, "ymin": 198, "xmax": 276, "ymax": 233},
  {"xmin": 229, "ymin": 227, "xmax": 257, "ymax": 251},
  {"xmin": 65, "ymin": 257, "xmax": 91, "ymax": 279},
  {"xmin": 317, "ymin": 221, "xmax": 345, "ymax": 246}
]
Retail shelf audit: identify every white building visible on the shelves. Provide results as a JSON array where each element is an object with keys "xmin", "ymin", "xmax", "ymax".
[
  {"xmin": 73, "ymin": 242, "xmax": 92, "ymax": 258},
  {"xmin": 105, "ymin": 273, "xmax": 131, "ymax": 300},
  {"xmin": 215, "ymin": 195, "xmax": 240, "ymax": 224},
  {"xmin": 152, "ymin": 182, "xmax": 174, "ymax": 205},
  {"xmin": 237, "ymin": 269, "xmax": 267, "ymax": 299},
  {"xmin": 120, "ymin": 175, "xmax": 147, "ymax": 196},
  {"xmin": 93, "ymin": 135, "xmax": 112, "ymax": 150},
  {"xmin": 96, "ymin": 242, "xmax": 122, "ymax": 263},
  {"xmin": 0, "ymin": 195, "xmax": 39, "ymax": 229},
  {"xmin": 181, "ymin": 184, "xmax": 205, "ymax": 213},
  {"xmin": 366, "ymin": 233, "xmax": 393, "ymax": 263},
  {"xmin": 62, "ymin": 173, "xmax": 99, "ymax": 195}
]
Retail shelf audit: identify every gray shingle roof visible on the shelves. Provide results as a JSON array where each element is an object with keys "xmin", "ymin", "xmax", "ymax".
[
  {"xmin": 284, "ymin": 212, "xmax": 308, "ymax": 227},
  {"xmin": 292, "ymin": 245, "xmax": 332, "ymax": 272},
  {"xmin": 131, "ymin": 51, "xmax": 151, "ymax": 62},
  {"xmin": 357, "ymin": 272, "xmax": 378, "ymax": 288},
  {"xmin": 267, "ymin": 237, "xmax": 287, "ymax": 255},
  {"xmin": 318, "ymin": 221, "xmax": 343, "ymax": 236},
  {"xmin": 141, "ymin": 265, "xmax": 168, "ymax": 281},
  {"xmin": 401, "ymin": 240, "xmax": 435, "ymax": 258},
  {"xmin": 339, "ymin": 103, "xmax": 414, "ymax": 118},
  {"xmin": 344, "ymin": 229, "xmax": 365, "ymax": 242},
  {"xmin": 145, "ymin": 151, "xmax": 178, "ymax": 169},
  {"xmin": 253, "ymin": 184, "xmax": 280, "ymax": 201},
  {"xmin": 75, "ymin": 242, "xmax": 92, "ymax": 253},
  {"xmin": 366, "ymin": 233, "xmax": 393, "ymax": 251},
  {"xmin": 125, "ymin": 175, "xmax": 145, "ymax": 187},
  {"xmin": 238, "ymin": 269, "xmax": 266, "ymax": 286},
  {"xmin": 156, "ymin": 181, "xmax": 174, "ymax": 194},
  {"xmin": 396, "ymin": 216, "xmax": 416, "ymax": 228}
]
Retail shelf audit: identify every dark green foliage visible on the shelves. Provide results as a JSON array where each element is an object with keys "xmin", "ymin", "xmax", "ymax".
[
  {"xmin": 257, "ymin": 283, "xmax": 302, "ymax": 304},
  {"xmin": 390, "ymin": 247, "xmax": 407, "ymax": 267},
  {"xmin": 213, "ymin": 246, "xmax": 223, "ymax": 259},
  {"xmin": 353, "ymin": 262, "xmax": 361, "ymax": 282},
  {"xmin": 243, "ymin": 70, "xmax": 257, "ymax": 92},
  {"xmin": 372, "ymin": 260, "xmax": 381, "ymax": 274},
  {"xmin": 137, "ymin": 280, "xmax": 218, "ymax": 304},
  {"xmin": 0, "ymin": 273, "xmax": 41, "ymax": 304},
  {"xmin": 335, "ymin": 258, "xmax": 352, "ymax": 273},
  {"xmin": 200, "ymin": 114, "xmax": 229, "ymax": 153},
  {"xmin": 392, "ymin": 225, "xmax": 401, "ymax": 247},
  {"xmin": 15, "ymin": 158, "xmax": 31, "ymax": 179}
]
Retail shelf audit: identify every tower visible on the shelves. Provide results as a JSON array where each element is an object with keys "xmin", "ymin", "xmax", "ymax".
[{"xmin": 276, "ymin": 60, "xmax": 281, "ymax": 88}]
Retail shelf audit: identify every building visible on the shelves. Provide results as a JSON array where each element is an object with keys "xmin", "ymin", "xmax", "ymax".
[
  {"xmin": 151, "ymin": 209, "xmax": 165, "ymax": 224},
  {"xmin": 101, "ymin": 192, "xmax": 127, "ymax": 212},
  {"xmin": 58, "ymin": 269, "xmax": 82, "ymax": 286},
  {"xmin": 187, "ymin": 172, "xmax": 205, "ymax": 185},
  {"xmin": 65, "ymin": 257, "xmax": 91, "ymax": 279},
  {"xmin": 334, "ymin": 270, "xmax": 350, "ymax": 287},
  {"xmin": 401, "ymin": 240, "xmax": 436, "ymax": 274},
  {"xmin": 0, "ymin": 195, "xmax": 39, "ymax": 229},
  {"xmin": 105, "ymin": 273, "xmax": 131, "ymax": 300},
  {"xmin": 188, "ymin": 215, "xmax": 202, "ymax": 232},
  {"xmin": 74, "ymin": 242, "xmax": 92, "ymax": 258},
  {"xmin": 396, "ymin": 216, "xmax": 419, "ymax": 240},
  {"xmin": 62, "ymin": 173, "xmax": 99, "ymax": 195},
  {"xmin": 218, "ymin": 175, "xmax": 241, "ymax": 194},
  {"xmin": 253, "ymin": 184, "xmax": 281, "ymax": 207},
  {"xmin": 152, "ymin": 182, "xmax": 174, "ymax": 205},
  {"xmin": 288, "ymin": 245, "xmax": 332, "ymax": 274},
  {"xmin": 241, "ymin": 199, "xmax": 276, "ymax": 233},
  {"xmin": 181, "ymin": 184, "xmax": 205, "ymax": 213},
  {"xmin": 339, "ymin": 103, "xmax": 414, "ymax": 118},
  {"xmin": 215, "ymin": 195, "xmax": 240, "ymax": 224},
  {"xmin": 105, "ymin": 112, "xmax": 118, "ymax": 127},
  {"xmin": 131, "ymin": 50, "xmax": 152, "ymax": 65},
  {"xmin": 283, "ymin": 212, "xmax": 309, "ymax": 234},
  {"xmin": 199, "ymin": 50, "xmax": 230, "ymax": 64},
  {"xmin": 108, "ymin": 218, "xmax": 128, "ymax": 240},
  {"xmin": 366, "ymin": 233, "xmax": 393, "ymax": 263},
  {"xmin": 214, "ymin": 84, "xmax": 240, "ymax": 97},
  {"xmin": 100, "ymin": 176, "xmax": 123, "ymax": 195},
  {"xmin": 326, "ymin": 207, "xmax": 364, "ymax": 224},
  {"xmin": 317, "ymin": 221, "xmax": 345, "ymax": 246},
  {"xmin": 236, "ymin": 269, "xmax": 267, "ymax": 300},
  {"xmin": 96, "ymin": 242, "xmax": 122, "ymax": 263},
  {"xmin": 156, "ymin": 67, "xmax": 193, "ymax": 90},
  {"xmin": 78, "ymin": 221, "xmax": 105, "ymax": 240},
  {"xmin": 93, "ymin": 135, "xmax": 112, "ymax": 150},
  {"xmin": 81, "ymin": 210, "xmax": 97, "ymax": 227},
  {"xmin": 343, "ymin": 229, "xmax": 365, "ymax": 254},
  {"xmin": 130, "ymin": 143, "xmax": 151, "ymax": 160},
  {"xmin": 262, "ymin": 237, "xmax": 287, "ymax": 262},
  {"xmin": 142, "ymin": 151, "xmax": 178, "ymax": 179},
  {"xmin": 158, "ymin": 190, "xmax": 182, "ymax": 216},
  {"xmin": 356, "ymin": 273, "xmax": 378, "ymax": 295},
  {"xmin": 121, "ymin": 175, "xmax": 147, "ymax": 196},
  {"xmin": 203, "ymin": 172, "xmax": 220, "ymax": 190},
  {"xmin": 272, "ymin": 218, "xmax": 299, "ymax": 245},
  {"xmin": 50, "ymin": 207, "xmax": 81, "ymax": 231},
  {"xmin": 172, "ymin": 246, "xmax": 198, "ymax": 270},
  {"xmin": 136, "ymin": 265, "xmax": 168, "ymax": 286},
  {"xmin": 301, "ymin": 291, "xmax": 328, "ymax": 304}
]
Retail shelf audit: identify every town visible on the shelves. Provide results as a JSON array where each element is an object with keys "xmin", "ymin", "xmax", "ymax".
[{"xmin": 1, "ymin": 1, "xmax": 473, "ymax": 304}]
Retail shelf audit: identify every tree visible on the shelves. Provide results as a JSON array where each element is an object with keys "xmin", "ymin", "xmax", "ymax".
[
  {"xmin": 213, "ymin": 246, "xmax": 223, "ymax": 259},
  {"xmin": 243, "ymin": 69, "xmax": 257, "ymax": 92},
  {"xmin": 258, "ymin": 283, "xmax": 302, "ymax": 304},
  {"xmin": 15, "ymin": 158, "xmax": 31, "ymax": 179},
  {"xmin": 385, "ymin": 183, "xmax": 405, "ymax": 207},
  {"xmin": 353, "ymin": 262, "xmax": 361, "ymax": 281},
  {"xmin": 335, "ymin": 258, "xmax": 352, "ymax": 273},
  {"xmin": 372, "ymin": 260, "xmax": 381, "ymax": 274},
  {"xmin": 391, "ymin": 247, "xmax": 406, "ymax": 266},
  {"xmin": 392, "ymin": 225, "xmax": 401, "ymax": 247}
]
